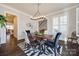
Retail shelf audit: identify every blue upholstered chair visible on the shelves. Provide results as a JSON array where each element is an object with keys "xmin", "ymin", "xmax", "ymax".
[{"xmin": 44, "ymin": 32, "xmax": 62, "ymax": 56}]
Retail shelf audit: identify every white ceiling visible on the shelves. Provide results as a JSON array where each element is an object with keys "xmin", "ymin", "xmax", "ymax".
[{"xmin": 3, "ymin": 3, "xmax": 79, "ymax": 16}]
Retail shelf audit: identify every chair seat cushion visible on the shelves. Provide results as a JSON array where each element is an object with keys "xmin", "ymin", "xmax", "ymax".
[{"xmin": 44, "ymin": 41, "xmax": 54, "ymax": 47}]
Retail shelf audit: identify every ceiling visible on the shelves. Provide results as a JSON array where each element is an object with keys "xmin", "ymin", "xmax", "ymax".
[{"xmin": 3, "ymin": 3, "xmax": 79, "ymax": 16}]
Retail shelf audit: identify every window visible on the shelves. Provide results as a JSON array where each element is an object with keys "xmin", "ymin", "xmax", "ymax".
[
  {"xmin": 59, "ymin": 15, "xmax": 67, "ymax": 33},
  {"xmin": 53, "ymin": 17, "xmax": 59, "ymax": 33},
  {"xmin": 53, "ymin": 14, "xmax": 68, "ymax": 40}
]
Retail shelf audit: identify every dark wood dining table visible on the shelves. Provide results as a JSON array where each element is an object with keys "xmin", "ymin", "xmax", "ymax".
[{"xmin": 32, "ymin": 34, "xmax": 53, "ymax": 41}]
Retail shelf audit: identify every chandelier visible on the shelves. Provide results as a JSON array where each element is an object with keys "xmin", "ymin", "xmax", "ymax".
[{"xmin": 30, "ymin": 4, "xmax": 46, "ymax": 20}]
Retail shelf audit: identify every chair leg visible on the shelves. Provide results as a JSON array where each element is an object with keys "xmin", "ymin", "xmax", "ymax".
[
  {"xmin": 24, "ymin": 43, "xmax": 28, "ymax": 49},
  {"xmin": 54, "ymin": 48, "xmax": 57, "ymax": 56}
]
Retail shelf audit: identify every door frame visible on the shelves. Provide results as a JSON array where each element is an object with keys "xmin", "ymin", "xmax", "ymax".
[{"xmin": 4, "ymin": 11, "xmax": 19, "ymax": 40}]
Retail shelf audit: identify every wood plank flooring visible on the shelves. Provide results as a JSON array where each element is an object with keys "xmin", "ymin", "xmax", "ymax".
[
  {"xmin": 0, "ymin": 44, "xmax": 26, "ymax": 56},
  {"xmin": 0, "ymin": 35, "xmax": 26, "ymax": 56}
]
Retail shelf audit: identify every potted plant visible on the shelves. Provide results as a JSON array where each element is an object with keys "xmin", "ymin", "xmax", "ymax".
[
  {"xmin": 0, "ymin": 15, "xmax": 6, "ymax": 46},
  {"xmin": 0, "ymin": 15, "xmax": 6, "ymax": 28}
]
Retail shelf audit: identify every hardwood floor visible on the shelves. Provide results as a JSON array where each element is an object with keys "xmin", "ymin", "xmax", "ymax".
[
  {"xmin": 0, "ymin": 35, "xmax": 26, "ymax": 56},
  {"xmin": 0, "ymin": 44, "xmax": 26, "ymax": 56}
]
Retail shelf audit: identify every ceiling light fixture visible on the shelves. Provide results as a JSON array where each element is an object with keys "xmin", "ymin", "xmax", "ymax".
[{"xmin": 30, "ymin": 3, "xmax": 46, "ymax": 20}]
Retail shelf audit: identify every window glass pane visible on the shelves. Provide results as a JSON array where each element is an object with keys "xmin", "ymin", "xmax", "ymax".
[
  {"xmin": 60, "ymin": 25, "xmax": 67, "ymax": 32},
  {"xmin": 53, "ymin": 17, "xmax": 59, "ymax": 25},
  {"xmin": 60, "ymin": 16, "xmax": 67, "ymax": 25},
  {"xmin": 53, "ymin": 26, "xmax": 59, "ymax": 35},
  {"xmin": 53, "ymin": 26, "xmax": 59, "ymax": 31}
]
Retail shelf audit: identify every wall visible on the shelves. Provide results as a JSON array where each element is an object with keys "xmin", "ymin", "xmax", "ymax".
[
  {"xmin": 67, "ymin": 8, "xmax": 76, "ymax": 36},
  {"xmin": 17, "ymin": 15, "xmax": 30, "ymax": 39},
  {"xmin": 46, "ymin": 16, "xmax": 53, "ymax": 35}
]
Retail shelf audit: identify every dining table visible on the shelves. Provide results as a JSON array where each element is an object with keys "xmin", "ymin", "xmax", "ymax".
[{"xmin": 32, "ymin": 34, "xmax": 54, "ymax": 41}]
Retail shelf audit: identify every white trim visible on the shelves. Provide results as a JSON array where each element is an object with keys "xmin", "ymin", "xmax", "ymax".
[
  {"xmin": 46, "ymin": 5, "xmax": 78, "ymax": 17},
  {"xmin": 66, "ymin": 12, "xmax": 69, "ymax": 37},
  {"xmin": 0, "ymin": 4, "xmax": 31, "ymax": 17},
  {"xmin": 76, "ymin": 8, "xmax": 79, "ymax": 37}
]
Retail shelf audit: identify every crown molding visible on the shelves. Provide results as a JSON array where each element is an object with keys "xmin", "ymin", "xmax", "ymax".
[
  {"xmin": 46, "ymin": 4, "xmax": 78, "ymax": 17},
  {"xmin": 0, "ymin": 4, "xmax": 31, "ymax": 17}
]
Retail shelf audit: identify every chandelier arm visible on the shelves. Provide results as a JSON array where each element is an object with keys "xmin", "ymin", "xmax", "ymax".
[
  {"xmin": 31, "ymin": 3, "xmax": 46, "ymax": 20},
  {"xmin": 32, "ymin": 3, "xmax": 40, "ymax": 17},
  {"xmin": 38, "ymin": 3, "xmax": 41, "ymax": 15},
  {"xmin": 33, "ymin": 10, "xmax": 38, "ymax": 17},
  {"xmin": 38, "ymin": 3, "xmax": 39, "ymax": 12}
]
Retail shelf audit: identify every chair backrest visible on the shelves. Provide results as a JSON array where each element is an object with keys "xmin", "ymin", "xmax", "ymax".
[
  {"xmin": 53, "ymin": 32, "xmax": 61, "ymax": 47},
  {"xmin": 25, "ymin": 30, "xmax": 34, "ymax": 43}
]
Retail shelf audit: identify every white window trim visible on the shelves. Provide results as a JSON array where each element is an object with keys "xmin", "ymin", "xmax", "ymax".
[{"xmin": 76, "ymin": 8, "xmax": 79, "ymax": 37}]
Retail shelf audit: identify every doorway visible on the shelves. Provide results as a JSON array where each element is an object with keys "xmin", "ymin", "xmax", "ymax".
[{"xmin": 6, "ymin": 13, "xmax": 17, "ymax": 38}]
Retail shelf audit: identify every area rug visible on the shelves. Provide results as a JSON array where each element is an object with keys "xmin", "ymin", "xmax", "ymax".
[{"xmin": 18, "ymin": 42, "xmax": 60, "ymax": 56}]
